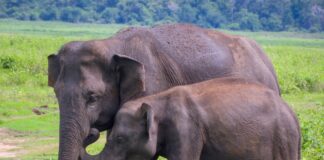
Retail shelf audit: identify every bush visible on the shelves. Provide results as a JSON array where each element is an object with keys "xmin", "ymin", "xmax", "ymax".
[
  {"xmin": 60, "ymin": 7, "xmax": 84, "ymax": 23},
  {"xmin": 0, "ymin": 56, "xmax": 16, "ymax": 69},
  {"xmin": 222, "ymin": 23, "xmax": 240, "ymax": 30},
  {"xmin": 40, "ymin": 9, "xmax": 58, "ymax": 21},
  {"xmin": 309, "ymin": 25, "xmax": 320, "ymax": 33},
  {"xmin": 238, "ymin": 11, "xmax": 261, "ymax": 31},
  {"xmin": 101, "ymin": 7, "xmax": 119, "ymax": 23},
  {"xmin": 262, "ymin": 14, "xmax": 283, "ymax": 31}
]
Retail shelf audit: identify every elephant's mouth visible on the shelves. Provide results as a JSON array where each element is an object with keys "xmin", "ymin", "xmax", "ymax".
[
  {"xmin": 80, "ymin": 128, "xmax": 111, "ymax": 160},
  {"xmin": 83, "ymin": 128, "xmax": 100, "ymax": 147},
  {"xmin": 93, "ymin": 117, "xmax": 115, "ymax": 131},
  {"xmin": 80, "ymin": 128, "xmax": 99, "ymax": 159}
]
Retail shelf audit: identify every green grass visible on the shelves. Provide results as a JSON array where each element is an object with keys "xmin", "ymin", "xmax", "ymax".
[
  {"xmin": 0, "ymin": 19, "xmax": 125, "ymax": 38},
  {"xmin": 0, "ymin": 19, "xmax": 323, "ymax": 160},
  {"xmin": 283, "ymin": 93, "xmax": 324, "ymax": 159}
]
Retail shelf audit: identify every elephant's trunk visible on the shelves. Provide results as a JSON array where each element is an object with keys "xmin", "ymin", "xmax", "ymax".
[
  {"xmin": 59, "ymin": 118, "xmax": 84, "ymax": 160},
  {"xmin": 57, "ymin": 91, "xmax": 89, "ymax": 160},
  {"xmin": 81, "ymin": 128, "xmax": 101, "ymax": 160}
]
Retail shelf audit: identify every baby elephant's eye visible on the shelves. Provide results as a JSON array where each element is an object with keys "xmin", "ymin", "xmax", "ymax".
[{"xmin": 116, "ymin": 136, "xmax": 125, "ymax": 144}]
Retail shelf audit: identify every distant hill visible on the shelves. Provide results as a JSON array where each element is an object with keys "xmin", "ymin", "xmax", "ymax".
[{"xmin": 0, "ymin": 0, "xmax": 323, "ymax": 32}]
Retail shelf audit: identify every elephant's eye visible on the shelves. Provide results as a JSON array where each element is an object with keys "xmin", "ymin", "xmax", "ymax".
[{"xmin": 86, "ymin": 92, "xmax": 98, "ymax": 105}]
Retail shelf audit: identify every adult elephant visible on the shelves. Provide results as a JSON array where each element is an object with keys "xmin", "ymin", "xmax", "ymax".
[{"xmin": 48, "ymin": 24, "xmax": 280, "ymax": 160}]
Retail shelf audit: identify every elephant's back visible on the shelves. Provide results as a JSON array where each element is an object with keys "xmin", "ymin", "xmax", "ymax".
[
  {"xmin": 150, "ymin": 24, "xmax": 280, "ymax": 93},
  {"xmin": 112, "ymin": 24, "xmax": 235, "ymax": 83},
  {"xmin": 112, "ymin": 24, "xmax": 279, "ymax": 93},
  {"xmin": 150, "ymin": 24, "xmax": 235, "ymax": 82},
  {"xmin": 192, "ymin": 79, "xmax": 299, "ymax": 159}
]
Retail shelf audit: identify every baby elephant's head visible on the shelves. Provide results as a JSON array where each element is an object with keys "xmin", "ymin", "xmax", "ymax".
[{"xmin": 106, "ymin": 103, "xmax": 158, "ymax": 160}]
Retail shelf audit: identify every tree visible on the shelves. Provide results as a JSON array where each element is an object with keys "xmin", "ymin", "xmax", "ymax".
[
  {"xmin": 101, "ymin": 7, "xmax": 119, "ymax": 23},
  {"xmin": 262, "ymin": 14, "xmax": 283, "ymax": 31},
  {"xmin": 0, "ymin": 0, "xmax": 323, "ymax": 31},
  {"xmin": 40, "ymin": 8, "xmax": 58, "ymax": 21},
  {"xmin": 60, "ymin": 7, "xmax": 84, "ymax": 23},
  {"xmin": 236, "ymin": 9, "xmax": 261, "ymax": 31},
  {"xmin": 197, "ymin": 1, "xmax": 225, "ymax": 28},
  {"xmin": 177, "ymin": 3, "xmax": 198, "ymax": 23}
]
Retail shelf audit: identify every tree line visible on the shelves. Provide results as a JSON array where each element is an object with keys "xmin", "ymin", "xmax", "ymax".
[{"xmin": 0, "ymin": 0, "xmax": 323, "ymax": 32}]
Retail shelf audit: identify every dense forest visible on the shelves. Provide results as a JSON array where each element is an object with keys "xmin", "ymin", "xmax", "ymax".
[{"xmin": 0, "ymin": 0, "xmax": 323, "ymax": 32}]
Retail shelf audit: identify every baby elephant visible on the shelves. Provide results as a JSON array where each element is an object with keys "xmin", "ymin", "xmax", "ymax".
[{"xmin": 104, "ymin": 78, "xmax": 300, "ymax": 160}]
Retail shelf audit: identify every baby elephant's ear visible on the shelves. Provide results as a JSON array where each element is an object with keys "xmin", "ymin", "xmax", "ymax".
[
  {"xmin": 139, "ymin": 103, "xmax": 158, "ymax": 154},
  {"xmin": 139, "ymin": 103, "xmax": 157, "ymax": 141},
  {"xmin": 48, "ymin": 54, "xmax": 60, "ymax": 87}
]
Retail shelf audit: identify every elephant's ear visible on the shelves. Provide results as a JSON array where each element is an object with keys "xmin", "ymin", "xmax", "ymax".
[
  {"xmin": 112, "ymin": 54, "xmax": 145, "ymax": 102},
  {"xmin": 138, "ymin": 103, "xmax": 157, "ymax": 150},
  {"xmin": 48, "ymin": 54, "xmax": 60, "ymax": 87}
]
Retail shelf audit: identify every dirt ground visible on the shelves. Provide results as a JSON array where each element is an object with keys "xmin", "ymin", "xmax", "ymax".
[{"xmin": 0, "ymin": 128, "xmax": 25, "ymax": 159}]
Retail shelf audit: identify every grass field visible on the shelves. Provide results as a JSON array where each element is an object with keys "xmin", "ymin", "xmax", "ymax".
[{"xmin": 0, "ymin": 19, "xmax": 323, "ymax": 160}]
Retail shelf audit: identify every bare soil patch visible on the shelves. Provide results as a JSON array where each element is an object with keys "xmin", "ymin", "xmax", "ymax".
[{"xmin": 0, "ymin": 128, "xmax": 25, "ymax": 158}]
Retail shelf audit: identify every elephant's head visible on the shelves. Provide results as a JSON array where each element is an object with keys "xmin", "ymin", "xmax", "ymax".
[
  {"xmin": 104, "ymin": 103, "xmax": 158, "ymax": 160},
  {"xmin": 48, "ymin": 41, "xmax": 145, "ymax": 160}
]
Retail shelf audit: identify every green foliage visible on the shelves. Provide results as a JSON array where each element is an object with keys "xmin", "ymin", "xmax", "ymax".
[
  {"xmin": 284, "ymin": 93, "xmax": 324, "ymax": 160},
  {"xmin": 0, "ymin": 20, "xmax": 323, "ymax": 159},
  {"xmin": 0, "ymin": 56, "xmax": 16, "ymax": 69},
  {"xmin": 197, "ymin": 1, "xmax": 225, "ymax": 28},
  {"xmin": 264, "ymin": 46, "xmax": 323, "ymax": 93},
  {"xmin": 101, "ymin": 7, "xmax": 119, "ymax": 23},
  {"xmin": 60, "ymin": 7, "xmax": 84, "ymax": 23},
  {"xmin": 262, "ymin": 14, "xmax": 283, "ymax": 31},
  {"xmin": 0, "ymin": 0, "xmax": 324, "ymax": 31},
  {"xmin": 40, "ymin": 8, "xmax": 58, "ymax": 21},
  {"xmin": 236, "ymin": 9, "xmax": 261, "ymax": 31},
  {"xmin": 231, "ymin": 31, "xmax": 324, "ymax": 94}
]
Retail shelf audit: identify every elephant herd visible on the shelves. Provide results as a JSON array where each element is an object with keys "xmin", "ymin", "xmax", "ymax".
[{"xmin": 48, "ymin": 24, "xmax": 300, "ymax": 160}]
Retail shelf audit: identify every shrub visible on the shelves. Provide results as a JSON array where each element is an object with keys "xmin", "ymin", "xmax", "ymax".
[{"xmin": 0, "ymin": 56, "xmax": 16, "ymax": 69}]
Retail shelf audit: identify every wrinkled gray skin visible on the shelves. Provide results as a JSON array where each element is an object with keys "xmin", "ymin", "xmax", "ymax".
[
  {"xmin": 103, "ymin": 78, "xmax": 300, "ymax": 160},
  {"xmin": 48, "ymin": 24, "xmax": 280, "ymax": 159}
]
